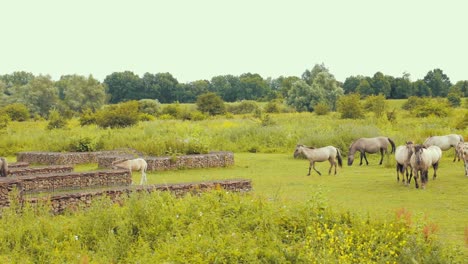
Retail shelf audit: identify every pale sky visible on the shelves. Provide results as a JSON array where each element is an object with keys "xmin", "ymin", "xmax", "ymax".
[{"xmin": 1, "ymin": 0, "xmax": 467, "ymax": 83}]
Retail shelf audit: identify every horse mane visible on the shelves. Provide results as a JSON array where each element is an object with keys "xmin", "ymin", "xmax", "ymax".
[{"xmin": 0, "ymin": 157, "xmax": 8, "ymax": 177}]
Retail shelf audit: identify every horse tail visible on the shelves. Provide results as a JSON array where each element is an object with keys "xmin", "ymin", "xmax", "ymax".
[
  {"xmin": 336, "ymin": 148, "xmax": 343, "ymax": 168},
  {"xmin": 388, "ymin": 137, "xmax": 396, "ymax": 154}
]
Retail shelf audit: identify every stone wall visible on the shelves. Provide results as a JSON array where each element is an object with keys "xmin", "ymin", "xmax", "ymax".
[
  {"xmin": 8, "ymin": 165, "xmax": 74, "ymax": 177},
  {"xmin": 98, "ymin": 151, "xmax": 235, "ymax": 171},
  {"xmin": 16, "ymin": 150, "xmax": 132, "ymax": 165},
  {"xmin": 0, "ymin": 169, "xmax": 131, "ymax": 206},
  {"xmin": 24, "ymin": 179, "xmax": 252, "ymax": 214}
]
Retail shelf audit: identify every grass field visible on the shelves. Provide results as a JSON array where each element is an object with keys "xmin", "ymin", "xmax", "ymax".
[{"xmin": 128, "ymin": 152, "xmax": 468, "ymax": 253}]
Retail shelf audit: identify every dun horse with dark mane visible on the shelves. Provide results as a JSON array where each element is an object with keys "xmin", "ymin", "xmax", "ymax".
[
  {"xmin": 294, "ymin": 144, "xmax": 343, "ymax": 176},
  {"xmin": 348, "ymin": 137, "xmax": 396, "ymax": 166}
]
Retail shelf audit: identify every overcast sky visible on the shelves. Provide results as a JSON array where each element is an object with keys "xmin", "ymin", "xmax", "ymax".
[{"xmin": 1, "ymin": 0, "xmax": 467, "ymax": 83}]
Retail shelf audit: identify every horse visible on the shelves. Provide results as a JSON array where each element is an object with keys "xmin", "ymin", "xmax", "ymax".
[
  {"xmin": 0, "ymin": 157, "xmax": 8, "ymax": 177},
  {"xmin": 455, "ymin": 142, "xmax": 468, "ymax": 162},
  {"xmin": 461, "ymin": 144, "xmax": 468, "ymax": 176},
  {"xmin": 112, "ymin": 158, "xmax": 148, "ymax": 185},
  {"xmin": 423, "ymin": 134, "xmax": 464, "ymax": 162},
  {"xmin": 293, "ymin": 144, "xmax": 343, "ymax": 176},
  {"xmin": 347, "ymin": 137, "xmax": 396, "ymax": 166},
  {"xmin": 395, "ymin": 141, "xmax": 414, "ymax": 184},
  {"xmin": 410, "ymin": 145, "xmax": 442, "ymax": 189}
]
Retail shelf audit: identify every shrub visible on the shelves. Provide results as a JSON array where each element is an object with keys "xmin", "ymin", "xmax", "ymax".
[
  {"xmin": 0, "ymin": 103, "xmax": 30, "ymax": 121},
  {"xmin": 412, "ymin": 100, "xmax": 449, "ymax": 118},
  {"xmin": 138, "ymin": 99, "xmax": 161, "ymax": 116},
  {"xmin": 95, "ymin": 101, "xmax": 140, "ymax": 128},
  {"xmin": 196, "ymin": 92, "xmax": 226, "ymax": 116},
  {"xmin": 0, "ymin": 114, "xmax": 10, "ymax": 129},
  {"xmin": 364, "ymin": 94, "xmax": 387, "ymax": 117},
  {"xmin": 313, "ymin": 102, "xmax": 330, "ymax": 115},
  {"xmin": 79, "ymin": 108, "xmax": 97, "ymax": 126},
  {"xmin": 161, "ymin": 104, "xmax": 182, "ymax": 118},
  {"xmin": 227, "ymin": 100, "xmax": 259, "ymax": 114},
  {"xmin": 402, "ymin": 96, "xmax": 426, "ymax": 111},
  {"xmin": 68, "ymin": 136, "xmax": 102, "ymax": 152},
  {"xmin": 337, "ymin": 93, "xmax": 365, "ymax": 119},
  {"xmin": 46, "ymin": 109, "xmax": 67, "ymax": 130}
]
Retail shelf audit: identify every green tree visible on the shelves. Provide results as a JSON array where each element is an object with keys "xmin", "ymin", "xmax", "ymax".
[
  {"xmin": 46, "ymin": 109, "xmax": 67, "ymax": 129},
  {"xmin": 355, "ymin": 79, "xmax": 373, "ymax": 97},
  {"xmin": 451, "ymin": 80, "xmax": 468, "ymax": 97},
  {"xmin": 423, "ymin": 68, "xmax": 452, "ymax": 97},
  {"xmin": 412, "ymin": 80, "xmax": 431, "ymax": 97},
  {"xmin": 343, "ymin": 75, "xmax": 363, "ymax": 94},
  {"xmin": 238, "ymin": 73, "xmax": 270, "ymax": 101},
  {"xmin": 17, "ymin": 75, "xmax": 59, "ymax": 117},
  {"xmin": 56, "ymin": 75, "xmax": 106, "ymax": 112},
  {"xmin": 286, "ymin": 80, "xmax": 315, "ymax": 112},
  {"xmin": 337, "ymin": 93, "xmax": 365, "ymax": 119},
  {"xmin": 371, "ymin": 72, "xmax": 391, "ymax": 97},
  {"xmin": 391, "ymin": 72, "xmax": 413, "ymax": 99},
  {"xmin": 196, "ymin": 92, "xmax": 226, "ymax": 116},
  {"xmin": 104, "ymin": 71, "xmax": 142, "ymax": 103}
]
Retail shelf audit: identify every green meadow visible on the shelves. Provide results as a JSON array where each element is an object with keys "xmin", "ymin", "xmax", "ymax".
[{"xmin": 1, "ymin": 103, "xmax": 467, "ymax": 262}]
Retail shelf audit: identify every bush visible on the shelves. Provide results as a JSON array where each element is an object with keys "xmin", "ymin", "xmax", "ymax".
[
  {"xmin": 364, "ymin": 94, "xmax": 387, "ymax": 117},
  {"xmin": 0, "ymin": 103, "xmax": 30, "ymax": 121},
  {"xmin": 196, "ymin": 92, "xmax": 226, "ymax": 116},
  {"xmin": 337, "ymin": 93, "xmax": 365, "ymax": 119},
  {"xmin": 79, "ymin": 108, "xmax": 97, "ymax": 126},
  {"xmin": 46, "ymin": 109, "xmax": 67, "ymax": 130},
  {"xmin": 412, "ymin": 100, "xmax": 449, "ymax": 117},
  {"xmin": 95, "ymin": 101, "xmax": 140, "ymax": 128},
  {"xmin": 402, "ymin": 96, "xmax": 426, "ymax": 111},
  {"xmin": 0, "ymin": 114, "xmax": 10, "ymax": 130},
  {"xmin": 227, "ymin": 100, "xmax": 259, "ymax": 114},
  {"xmin": 68, "ymin": 136, "xmax": 102, "ymax": 152},
  {"xmin": 138, "ymin": 99, "xmax": 161, "ymax": 116},
  {"xmin": 313, "ymin": 102, "xmax": 330, "ymax": 115}
]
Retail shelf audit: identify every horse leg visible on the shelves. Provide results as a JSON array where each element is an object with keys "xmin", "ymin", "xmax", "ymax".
[
  {"xmin": 379, "ymin": 149, "xmax": 384, "ymax": 165},
  {"xmin": 413, "ymin": 169, "xmax": 419, "ymax": 189},
  {"xmin": 307, "ymin": 162, "xmax": 312, "ymax": 176},
  {"xmin": 328, "ymin": 158, "xmax": 334, "ymax": 175},
  {"xmin": 432, "ymin": 162, "xmax": 439, "ymax": 180},
  {"xmin": 363, "ymin": 152, "xmax": 369, "ymax": 165},
  {"xmin": 312, "ymin": 162, "xmax": 322, "ymax": 176}
]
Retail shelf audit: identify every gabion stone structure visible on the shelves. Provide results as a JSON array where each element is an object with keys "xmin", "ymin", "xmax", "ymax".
[
  {"xmin": 98, "ymin": 151, "xmax": 235, "ymax": 171},
  {"xmin": 25, "ymin": 179, "xmax": 252, "ymax": 214},
  {"xmin": 16, "ymin": 150, "xmax": 133, "ymax": 165},
  {"xmin": 8, "ymin": 165, "xmax": 74, "ymax": 177}
]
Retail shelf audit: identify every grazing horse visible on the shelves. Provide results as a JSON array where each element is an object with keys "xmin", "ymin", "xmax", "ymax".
[
  {"xmin": 423, "ymin": 134, "xmax": 464, "ymax": 162},
  {"xmin": 395, "ymin": 141, "xmax": 414, "ymax": 184},
  {"xmin": 347, "ymin": 137, "xmax": 396, "ymax": 166},
  {"xmin": 293, "ymin": 144, "xmax": 343, "ymax": 176},
  {"xmin": 112, "ymin": 158, "xmax": 148, "ymax": 185},
  {"xmin": 0, "ymin": 157, "xmax": 8, "ymax": 177},
  {"xmin": 410, "ymin": 145, "xmax": 442, "ymax": 189}
]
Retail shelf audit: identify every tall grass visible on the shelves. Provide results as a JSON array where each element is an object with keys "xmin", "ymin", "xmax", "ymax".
[{"xmin": 0, "ymin": 191, "xmax": 464, "ymax": 263}]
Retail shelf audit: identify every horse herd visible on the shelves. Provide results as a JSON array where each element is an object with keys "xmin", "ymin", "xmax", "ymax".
[{"xmin": 294, "ymin": 134, "xmax": 467, "ymax": 189}]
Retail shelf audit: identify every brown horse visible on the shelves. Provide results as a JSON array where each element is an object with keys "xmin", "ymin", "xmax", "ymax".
[
  {"xmin": 348, "ymin": 137, "xmax": 396, "ymax": 166},
  {"xmin": 294, "ymin": 144, "xmax": 343, "ymax": 176},
  {"xmin": 410, "ymin": 145, "xmax": 442, "ymax": 189}
]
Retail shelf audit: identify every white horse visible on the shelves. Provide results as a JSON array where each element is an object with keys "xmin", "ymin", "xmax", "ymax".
[
  {"xmin": 395, "ymin": 141, "xmax": 414, "ymax": 184},
  {"xmin": 112, "ymin": 158, "xmax": 148, "ymax": 185},
  {"xmin": 410, "ymin": 145, "xmax": 442, "ymax": 189},
  {"xmin": 423, "ymin": 134, "xmax": 463, "ymax": 162},
  {"xmin": 459, "ymin": 143, "xmax": 468, "ymax": 176},
  {"xmin": 294, "ymin": 144, "xmax": 343, "ymax": 176}
]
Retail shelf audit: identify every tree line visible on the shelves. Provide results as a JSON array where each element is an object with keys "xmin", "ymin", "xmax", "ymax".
[{"xmin": 0, "ymin": 65, "xmax": 467, "ymax": 118}]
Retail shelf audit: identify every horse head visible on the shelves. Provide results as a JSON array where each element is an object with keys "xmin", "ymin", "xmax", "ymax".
[{"xmin": 293, "ymin": 145, "xmax": 304, "ymax": 158}]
